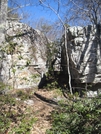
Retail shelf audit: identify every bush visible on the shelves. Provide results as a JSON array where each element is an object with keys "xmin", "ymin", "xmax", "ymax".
[
  {"xmin": 0, "ymin": 93, "xmax": 36, "ymax": 134},
  {"xmin": 46, "ymin": 96, "xmax": 101, "ymax": 134}
]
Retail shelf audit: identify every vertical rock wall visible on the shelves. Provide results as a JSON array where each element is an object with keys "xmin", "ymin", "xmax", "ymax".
[{"xmin": 61, "ymin": 24, "xmax": 101, "ymax": 84}]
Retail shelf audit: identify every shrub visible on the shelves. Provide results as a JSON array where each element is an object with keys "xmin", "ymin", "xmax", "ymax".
[
  {"xmin": 0, "ymin": 92, "xmax": 36, "ymax": 134},
  {"xmin": 46, "ymin": 96, "xmax": 101, "ymax": 134}
]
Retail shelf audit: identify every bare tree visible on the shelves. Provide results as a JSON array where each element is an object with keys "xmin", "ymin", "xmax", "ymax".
[
  {"xmin": 0, "ymin": 0, "xmax": 8, "ymax": 24},
  {"xmin": 33, "ymin": 17, "xmax": 63, "ymax": 41},
  {"xmin": 39, "ymin": 0, "xmax": 73, "ymax": 94},
  {"xmin": 0, "ymin": 0, "xmax": 8, "ymax": 45},
  {"xmin": 68, "ymin": 0, "xmax": 101, "ymax": 26}
]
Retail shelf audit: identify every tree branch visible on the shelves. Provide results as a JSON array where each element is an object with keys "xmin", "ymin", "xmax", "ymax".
[
  {"xmin": 39, "ymin": 0, "xmax": 73, "ymax": 94},
  {"xmin": 70, "ymin": 0, "xmax": 89, "ymax": 12}
]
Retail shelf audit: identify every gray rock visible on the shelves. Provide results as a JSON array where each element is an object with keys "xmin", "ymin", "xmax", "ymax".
[
  {"xmin": 97, "ymin": 88, "xmax": 101, "ymax": 95},
  {"xmin": 61, "ymin": 24, "xmax": 101, "ymax": 84},
  {"xmin": 0, "ymin": 21, "xmax": 49, "ymax": 89},
  {"xmin": 87, "ymin": 91, "xmax": 98, "ymax": 97},
  {"xmin": 24, "ymin": 99, "xmax": 34, "ymax": 105}
]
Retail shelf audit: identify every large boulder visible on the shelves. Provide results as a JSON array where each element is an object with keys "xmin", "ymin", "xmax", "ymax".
[
  {"xmin": 0, "ymin": 21, "xmax": 48, "ymax": 89},
  {"xmin": 61, "ymin": 24, "xmax": 101, "ymax": 84}
]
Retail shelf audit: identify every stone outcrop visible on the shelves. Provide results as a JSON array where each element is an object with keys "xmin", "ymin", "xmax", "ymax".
[
  {"xmin": 61, "ymin": 24, "xmax": 101, "ymax": 84},
  {"xmin": 0, "ymin": 21, "xmax": 48, "ymax": 89}
]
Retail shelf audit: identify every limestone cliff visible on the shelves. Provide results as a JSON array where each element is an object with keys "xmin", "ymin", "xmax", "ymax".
[
  {"xmin": 61, "ymin": 24, "xmax": 101, "ymax": 84},
  {"xmin": 0, "ymin": 21, "xmax": 48, "ymax": 89}
]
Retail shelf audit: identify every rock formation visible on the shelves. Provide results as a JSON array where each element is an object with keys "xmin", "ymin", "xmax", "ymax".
[
  {"xmin": 61, "ymin": 24, "xmax": 101, "ymax": 86},
  {"xmin": 0, "ymin": 21, "xmax": 48, "ymax": 89}
]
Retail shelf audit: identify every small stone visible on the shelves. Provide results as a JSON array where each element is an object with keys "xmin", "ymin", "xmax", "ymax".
[
  {"xmin": 24, "ymin": 99, "xmax": 34, "ymax": 105},
  {"xmin": 16, "ymin": 98, "xmax": 21, "ymax": 101}
]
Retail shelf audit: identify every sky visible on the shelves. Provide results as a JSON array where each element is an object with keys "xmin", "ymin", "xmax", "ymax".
[
  {"xmin": 21, "ymin": 4, "xmax": 58, "ymax": 26},
  {"xmin": 8, "ymin": 0, "xmax": 92, "ymax": 28},
  {"xmin": 8, "ymin": 0, "xmax": 69, "ymax": 28}
]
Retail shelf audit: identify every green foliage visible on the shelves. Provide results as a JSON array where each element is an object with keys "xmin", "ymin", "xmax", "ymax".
[
  {"xmin": 31, "ymin": 74, "xmax": 40, "ymax": 79},
  {"xmin": 0, "ymin": 114, "xmax": 11, "ymax": 133},
  {"xmin": 53, "ymin": 88, "xmax": 63, "ymax": 96},
  {"xmin": 16, "ymin": 90, "xmax": 31, "ymax": 100},
  {"xmin": 45, "ymin": 81, "xmax": 58, "ymax": 90},
  {"xmin": 0, "ymin": 91, "xmax": 36, "ymax": 134},
  {"xmin": 0, "ymin": 94, "xmax": 16, "ymax": 105},
  {"xmin": 10, "ymin": 116, "xmax": 37, "ymax": 134},
  {"xmin": 5, "ymin": 41, "xmax": 18, "ymax": 55},
  {"xmin": 46, "ymin": 96, "xmax": 101, "ymax": 134},
  {"xmin": 12, "ymin": 68, "xmax": 16, "ymax": 74},
  {"xmin": 18, "ymin": 55, "xmax": 23, "ymax": 60},
  {"xmin": 44, "ymin": 71, "xmax": 61, "ymax": 90},
  {"xmin": 30, "ymin": 74, "xmax": 40, "ymax": 83},
  {"xmin": 0, "ymin": 95, "xmax": 16, "ymax": 133},
  {"xmin": 26, "ymin": 59, "xmax": 31, "ymax": 66},
  {"xmin": 0, "ymin": 82, "xmax": 10, "ymax": 93}
]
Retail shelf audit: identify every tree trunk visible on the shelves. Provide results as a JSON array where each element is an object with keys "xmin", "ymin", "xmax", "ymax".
[
  {"xmin": 0, "ymin": 0, "xmax": 8, "ymax": 83},
  {"xmin": 0, "ymin": 0, "xmax": 8, "ymax": 45}
]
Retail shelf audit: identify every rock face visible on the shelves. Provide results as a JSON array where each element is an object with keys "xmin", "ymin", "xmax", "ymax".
[
  {"xmin": 61, "ymin": 24, "xmax": 101, "ymax": 84},
  {"xmin": 0, "ymin": 21, "xmax": 48, "ymax": 89}
]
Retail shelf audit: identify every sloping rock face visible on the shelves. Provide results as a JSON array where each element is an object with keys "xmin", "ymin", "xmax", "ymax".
[
  {"xmin": 0, "ymin": 21, "xmax": 48, "ymax": 89},
  {"xmin": 61, "ymin": 24, "xmax": 101, "ymax": 84}
]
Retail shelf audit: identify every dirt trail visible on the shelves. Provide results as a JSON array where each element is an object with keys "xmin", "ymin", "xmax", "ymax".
[
  {"xmin": 1, "ymin": 89, "xmax": 62, "ymax": 134},
  {"xmin": 31, "ymin": 90, "xmax": 58, "ymax": 134}
]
